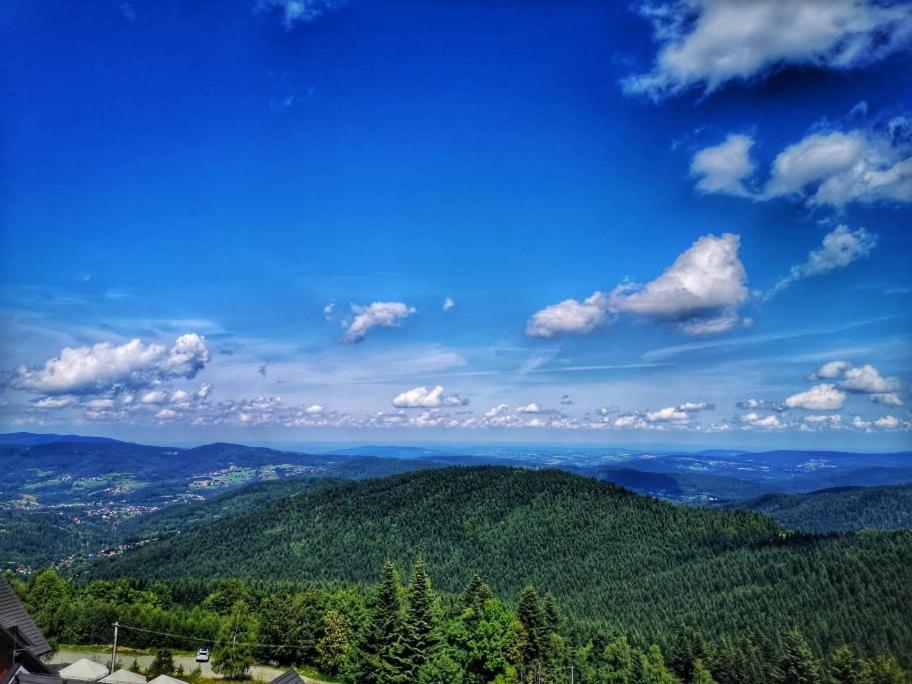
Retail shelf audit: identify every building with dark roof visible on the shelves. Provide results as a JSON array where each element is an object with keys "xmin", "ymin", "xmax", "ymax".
[
  {"xmin": 268, "ymin": 670, "xmax": 303, "ymax": 684},
  {"xmin": 0, "ymin": 579, "xmax": 54, "ymax": 684}
]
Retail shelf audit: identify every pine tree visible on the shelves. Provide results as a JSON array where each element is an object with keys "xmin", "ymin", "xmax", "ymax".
[
  {"xmin": 828, "ymin": 645, "xmax": 865, "ymax": 684},
  {"xmin": 317, "ymin": 610, "xmax": 351, "ymax": 675},
  {"xmin": 668, "ymin": 625, "xmax": 710, "ymax": 683},
  {"xmin": 542, "ymin": 593, "xmax": 561, "ymax": 636},
  {"xmin": 148, "ymin": 649, "xmax": 174, "ymax": 677},
  {"xmin": 399, "ymin": 560, "xmax": 437, "ymax": 679},
  {"xmin": 462, "ymin": 573, "xmax": 494, "ymax": 613},
  {"xmin": 517, "ymin": 585, "xmax": 546, "ymax": 663},
  {"xmin": 357, "ymin": 561, "xmax": 404, "ymax": 684},
  {"xmin": 863, "ymin": 655, "xmax": 907, "ymax": 684},
  {"xmin": 772, "ymin": 629, "xmax": 821, "ymax": 684},
  {"xmin": 692, "ymin": 659, "xmax": 717, "ymax": 684},
  {"xmin": 602, "ymin": 634, "xmax": 634, "ymax": 683},
  {"xmin": 636, "ymin": 644, "xmax": 679, "ymax": 684}
]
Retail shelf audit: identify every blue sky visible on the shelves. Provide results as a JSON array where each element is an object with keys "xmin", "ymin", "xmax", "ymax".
[{"xmin": 1, "ymin": 0, "xmax": 911, "ymax": 449}]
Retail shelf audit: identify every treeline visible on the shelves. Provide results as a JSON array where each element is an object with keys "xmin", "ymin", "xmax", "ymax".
[
  {"xmin": 9, "ymin": 567, "xmax": 911, "ymax": 683},
  {"xmin": 89, "ymin": 467, "xmax": 912, "ymax": 658}
]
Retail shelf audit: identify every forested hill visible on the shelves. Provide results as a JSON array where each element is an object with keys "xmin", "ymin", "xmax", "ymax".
[
  {"xmin": 89, "ymin": 466, "xmax": 912, "ymax": 655},
  {"xmin": 725, "ymin": 483, "xmax": 912, "ymax": 533}
]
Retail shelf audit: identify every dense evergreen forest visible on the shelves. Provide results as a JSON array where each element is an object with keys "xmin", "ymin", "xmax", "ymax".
[
  {"xmin": 725, "ymin": 484, "xmax": 912, "ymax": 533},
  {"xmin": 87, "ymin": 467, "xmax": 912, "ymax": 660},
  {"xmin": 9, "ymin": 564, "xmax": 911, "ymax": 683}
]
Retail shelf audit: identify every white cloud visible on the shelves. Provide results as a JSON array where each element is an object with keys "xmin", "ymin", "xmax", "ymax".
[
  {"xmin": 875, "ymin": 414, "xmax": 900, "ymax": 429},
  {"xmin": 646, "ymin": 406, "xmax": 691, "ymax": 423},
  {"xmin": 623, "ymin": 0, "xmax": 912, "ymax": 99},
  {"xmin": 257, "ymin": 0, "xmax": 342, "ymax": 28},
  {"xmin": 197, "ymin": 383, "xmax": 213, "ymax": 400},
  {"xmin": 140, "ymin": 390, "xmax": 167, "ymax": 404},
  {"xmin": 340, "ymin": 301, "xmax": 416, "ymax": 343},
  {"xmin": 737, "ymin": 398, "xmax": 783, "ymax": 411},
  {"xmin": 526, "ymin": 233, "xmax": 749, "ymax": 338},
  {"xmin": 10, "ymin": 334, "xmax": 210, "ymax": 395},
  {"xmin": 391, "ymin": 385, "xmax": 467, "ymax": 408},
  {"xmin": 740, "ymin": 412, "xmax": 783, "ymax": 429},
  {"xmin": 516, "ymin": 402, "xmax": 545, "ymax": 414},
  {"xmin": 306, "ymin": 404, "xmax": 324, "ymax": 414},
  {"xmin": 484, "ymin": 403, "xmax": 510, "ymax": 418},
  {"xmin": 32, "ymin": 395, "xmax": 77, "ymax": 409},
  {"xmin": 692, "ymin": 122, "xmax": 912, "ymax": 209},
  {"xmin": 442, "ymin": 297, "xmax": 455, "ymax": 312},
  {"xmin": 691, "ymin": 134, "xmax": 756, "ymax": 196},
  {"xmin": 770, "ymin": 226, "xmax": 877, "ymax": 296},
  {"xmin": 154, "ymin": 408, "xmax": 178, "ymax": 420},
  {"xmin": 838, "ymin": 364, "xmax": 901, "ymax": 393},
  {"xmin": 610, "ymin": 233, "xmax": 749, "ymax": 334},
  {"xmin": 852, "ymin": 415, "xmax": 872, "ymax": 430},
  {"xmin": 806, "ymin": 360, "xmax": 902, "ymax": 396},
  {"xmin": 784, "ymin": 383, "xmax": 846, "ymax": 410},
  {"xmin": 809, "ymin": 360, "xmax": 852, "ymax": 380},
  {"xmin": 525, "ymin": 292, "xmax": 611, "ymax": 338},
  {"xmin": 677, "ymin": 401, "xmax": 713, "ymax": 411},
  {"xmin": 766, "ymin": 129, "xmax": 912, "ymax": 207},
  {"xmin": 871, "ymin": 392, "xmax": 903, "ymax": 407}
]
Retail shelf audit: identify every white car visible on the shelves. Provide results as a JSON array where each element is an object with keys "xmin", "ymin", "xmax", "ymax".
[{"xmin": 195, "ymin": 648, "xmax": 210, "ymax": 663}]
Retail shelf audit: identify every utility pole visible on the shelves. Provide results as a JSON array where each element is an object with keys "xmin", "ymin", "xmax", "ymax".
[{"xmin": 110, "ymin": 621, "xmax": 119, "ymax": 675}]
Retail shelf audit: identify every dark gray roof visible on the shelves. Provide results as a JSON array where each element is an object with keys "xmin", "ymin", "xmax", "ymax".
[
  {"xmin": 14, "ymin": 674, "xmax": 65, "ymax": 684},
  {"xmin": 269, "ymin": 670, "xmax": 303, "ymax": 684},
  {"xmin": 0, "ymin": 579, "xmax": 52, "ymax": 656}
]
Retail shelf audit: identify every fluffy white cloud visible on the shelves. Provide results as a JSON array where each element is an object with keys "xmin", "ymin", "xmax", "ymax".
[
  {"xmin": 767, "ymin": 129, "xmax": 912, "ymax": 207},
  {"xmin": 526, "ymin": 233, "xmax": 748, "ymax": 338},
  {"xmin": 770, "ymin": 226, "xmax": 877, "ymax": 296},
  {"xmin": 391, "ymin": 385, "xmax": 467, "ymax": 408},
  {"xmin": 875, "ymin": 414, "xmax": 900, "ymax": 429},
  {"xmin": 525, "ymin": 292, "xmax": 610, "ymax": 338},
  {"xmin": 516, "ymin": 403, "xmax": 546, "ymax": 414},
  {"xmin": 306, "ymin": 404, "xmax": 324, "ymax": 414},
  {"xmin": 610, "ymin": 233, "xmax": 748, "ymax": 333},
  {"xmin": 784, "ymin": 383, "xmax": 846, "ymax": 410},
  {"xmin": 484, "ymin": 403, "xmax": 510, "ymax": 418},
  {"xmin": 623, "ymin": 0, "xmax": 912, "ymax": 99},
  {"xmin": 692, "ymin": 121, "xmax": 912, "ymax": 208},
  {"xmin": 740, "ymin": 412, "xmax": 783, "ymax": 429},
  {"xmin": 690, "ymin": 134, "xmax": 756, "ymax": 196},
  {"xmin": 809, "ymin": 360, "xmax": 852, "ymax": 380},
  {"xmin": 838, "ymin": 364, "xmax": 901, "ymax": 393},
  {"xmin": 10, "ymin": 334, "xmax": 210, "ymax": 395},
  {"xmin": 340, "ymin": 302, "xmax": 416, "ymax": 343},
  {"xmin": 442, "ymin": 297, "xmax": 455, "ymax": 312},
  {"xmin": 140, "ymin": 390, "xmax": 167, "ymax": 404},
  {"xmin": 807, "ymin": 360, "xmax": 902, "ymax": 399},
  {"xmin": 871, "ymin": 393, "xmax": 903, "ymax": 407},
  {"xmin": 645, "ymin": 406, "xmax": 691, "ymax": 423}
]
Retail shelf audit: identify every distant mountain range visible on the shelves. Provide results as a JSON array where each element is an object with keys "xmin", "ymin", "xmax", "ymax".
[{"xmin": 2, "ymin": 432, "xmax": 911, "ymax": 571}]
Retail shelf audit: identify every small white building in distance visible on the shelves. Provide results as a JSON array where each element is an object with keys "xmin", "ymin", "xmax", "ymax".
[
  {"xmin": 99, "ymin": 670, "xmax": 145, "ymax": 684},
  {"xmin": 147, "ymin": 675, "xmax": 187, "ymax": 684},
  {"xmin": 57, "ymin": 660, "xmax": 108, "ymax": 682}
]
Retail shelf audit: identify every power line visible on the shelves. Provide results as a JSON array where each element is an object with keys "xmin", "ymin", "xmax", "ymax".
[{"xmin": 114, "ymin": 623, "xmax": 293, "ymax": 651}]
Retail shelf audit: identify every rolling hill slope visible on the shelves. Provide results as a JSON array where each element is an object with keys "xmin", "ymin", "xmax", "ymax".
[
  {"xmin": 90, "ymin": 466, "xmax": 912, "ymax": 655},
  {"xmin": 725, "ymin": 483, "xmax": 912, "ymax": 532}
]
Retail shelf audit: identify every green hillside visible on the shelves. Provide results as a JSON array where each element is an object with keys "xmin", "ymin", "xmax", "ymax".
[
  {"xmin": 90, "ymin": 466, "xmax": 912, "ymax": 656},
  {"xmin": 724, "ymin": 483, "xmax": 912, "ymax": 533}
]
